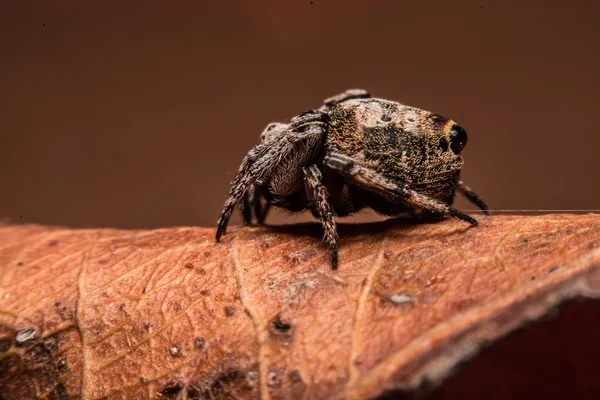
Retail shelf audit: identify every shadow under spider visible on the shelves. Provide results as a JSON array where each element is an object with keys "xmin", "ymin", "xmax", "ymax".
[{"xmin": 254, "ymin": 214, "xmax": 479, "ymax": 242}]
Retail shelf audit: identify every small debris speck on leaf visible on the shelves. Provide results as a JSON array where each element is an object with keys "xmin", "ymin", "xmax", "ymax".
[
  {"xmin": 15, "ymin": 328, "xmax": 38, "ymax": 346},
  {"xmin": 389, "ymin": 294, "xmax": 414, "ymax": 306},
  {"xmin": 57, "ymin": 359, "xmax": 67, "ymax": 371},
  {"xmin": 170, "ymin": 345, "xmax": 182, "ymax": 357},
  {"xmin": 225, "ymin": 306, "xmax": 236, "ymax": 316}
]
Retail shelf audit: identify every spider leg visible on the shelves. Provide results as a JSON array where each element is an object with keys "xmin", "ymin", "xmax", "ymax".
[
  {"xmin": 324, "ymin": 152, "xmax": 478, "ymax": 226},
  {"xmin": 403, "ymin": 190, "xmax": 478, "ymax": 225},
  {"xmin": 303, "ymin": 165, "xmax": 339, "ymax": 269},
  {"xmin": 241, "ymin": 185, "xmax": 272, "ymax": 225},
  {"xmin": 216, "ymin": 145, "xmax": 268, "ymax": 240},
  {"xmin": 242, "ymin": 182, "xmax": 271, "ymax": 225},
  {"xmin": 216, "ymin": 112, "xmax": 327, "ymax": 241},
  {"xmin": 254, "ymin": 198, "xmax": 271, "ymax": 225},
  {"xmin": 458, "ymin": 180, "xmax": 490, "ymax": 215},
  {"xmin": 240, "ymin": 184, "xmax": 255, "ymax": 225},
  {"xmin": 324, "ymin": 153, "xmax": 400, "ymax": 202},
  {"xmin": 242, "ymin": 122, "xmax": 287, "ymax": 225},
  {"xmin": 320, "ymin": 89, "xmax": 371, "ymax": 111}
]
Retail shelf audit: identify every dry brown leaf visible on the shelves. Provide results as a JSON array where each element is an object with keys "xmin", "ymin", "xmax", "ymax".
[{"xmin": 1, "ymin": 214, "xmax": 600, "ymax": 399}]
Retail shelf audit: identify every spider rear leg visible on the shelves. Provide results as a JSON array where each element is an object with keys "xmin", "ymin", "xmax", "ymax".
[
  {"xmin": 304, "ymin": 165, "xmax": 339, "ymax": 269},
  {"xmin": 403, "ymin": 190, "xmax": 478, "ymax": 226},
  {"xmin": 324, "ymin": 152, "xmax": 478, "ymax": 226},
  {"xmin": 324, "ymin": 153, "xmax": 400, "ymax": 202},
  {"xmin": 458, "ymin": 180, "xmax": 490, "ymax": 215}
]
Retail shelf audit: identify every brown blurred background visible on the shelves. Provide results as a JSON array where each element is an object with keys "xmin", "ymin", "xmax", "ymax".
[{"xmin": 1, "ymin": 0, "xmax": 599, "ymax": 229}]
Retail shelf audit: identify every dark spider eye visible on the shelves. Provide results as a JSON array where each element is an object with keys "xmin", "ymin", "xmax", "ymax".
[
  {"xmin": 449, "ymin": 125, "xmax": 468, "ymax": 154},
  {"xmin": 438, "ymin": 137, "xmax": 449, "ymax": 152}
]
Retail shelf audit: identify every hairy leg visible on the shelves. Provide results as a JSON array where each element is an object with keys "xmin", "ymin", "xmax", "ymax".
[
  {"xmin": 324, "ymin": 153, "xmax": 400, "ymax": 201},
  {"xmin": 240, "ymin": 184, "xmax": 256, "ymax": 225},
  {"xmin": 216, "ymin": 112, "xmax": 327, "ymax": 241},
  {"xmin": 303, "ymin": 165, "xmax": 339, "ymax": 269},
  {"xmin": 216, "ymin": 145, "xmax": 268, "ymax": 239},
  {"xmin": 325, "ymin": 152, "xmax": 478, "ymax": 226},
  {"xmin": 240, "ymin": 122, "xmax": 289, "ymax": 225},
  {"xmin": 403, "ymin": 189, "xmax": 478, "ymax": 225},
  {"xmin": 320, "ymin": 89, "xmax": 371, "ymax": 111},
  {"xmin": 458, "ymin": 180, "xmax": 490, "ymax": 215},
  {"xmin": 254, "ymin": 198, "xmax": 271, "ymax": 224},
  {"xmin": 240, "ymin": 183, "xmax": 273, "ymax": 225}
]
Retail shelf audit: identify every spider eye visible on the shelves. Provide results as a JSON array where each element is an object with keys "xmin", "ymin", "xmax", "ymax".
[
  {"xmin": 449, "ymin": 125, "xmax": 468, "ymax": 154},
  {"xmin": 438, "ymin": 137, "xmax": 449, "ymax": 152}
]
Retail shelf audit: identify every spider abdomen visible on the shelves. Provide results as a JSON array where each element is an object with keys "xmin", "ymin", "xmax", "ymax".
[{"xmin": 326, "ymin": 99, "xmax": 463, "ymax": 203}]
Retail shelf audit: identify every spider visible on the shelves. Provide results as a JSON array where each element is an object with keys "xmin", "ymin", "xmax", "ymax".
[{"xmin": 216, "ymin": 89, "xmax": 489, "ymax": 269}]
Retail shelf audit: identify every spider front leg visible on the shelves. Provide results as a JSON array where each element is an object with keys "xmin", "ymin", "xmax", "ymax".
[
  {"xmin": 240, "ymin": 184, "xmax": 272, "ymax": 225},
  {"xmin": 320, "ymin": 88, "xmax": 371, "ymax": 111},
  {"xmin": 216, "ymin": 145, "xmax": 268, "ymax": 239},
  {"xmin": 324, "ymin": 152, "xmax": 478, "ymax": 226},
  {"xmin": 240, "ymin": 184, "xmax": 254, "ymax": 225},
  {"xmin": 239, "ymin": 122, "xmax": 289, "ymax": 225},
  {"xmin": 216, "ymin": 112, "xmax": 327, "ymax": 241},
  {"xmin": 303, "ymin": 165, "xmax": 339, "ymax": 269},
  {"xmin": 255, "ymin": 197, "xmax": 271, "ymax": 224}
]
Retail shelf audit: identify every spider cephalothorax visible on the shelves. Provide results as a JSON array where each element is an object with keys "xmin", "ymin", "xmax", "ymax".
[{"xmin": 216, "ymin": 89, "xmax": 489, "ymax": 268}]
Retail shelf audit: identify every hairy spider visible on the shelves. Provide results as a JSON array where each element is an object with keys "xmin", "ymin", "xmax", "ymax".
[{"xmin": 216, "ymin": 89, "xmax": 489, "ymax": 269}]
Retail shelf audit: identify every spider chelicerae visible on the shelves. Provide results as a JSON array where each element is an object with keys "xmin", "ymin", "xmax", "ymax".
[{"xmin": 216, "ymin": 89, "xmax": 489, "ymax": 268}]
